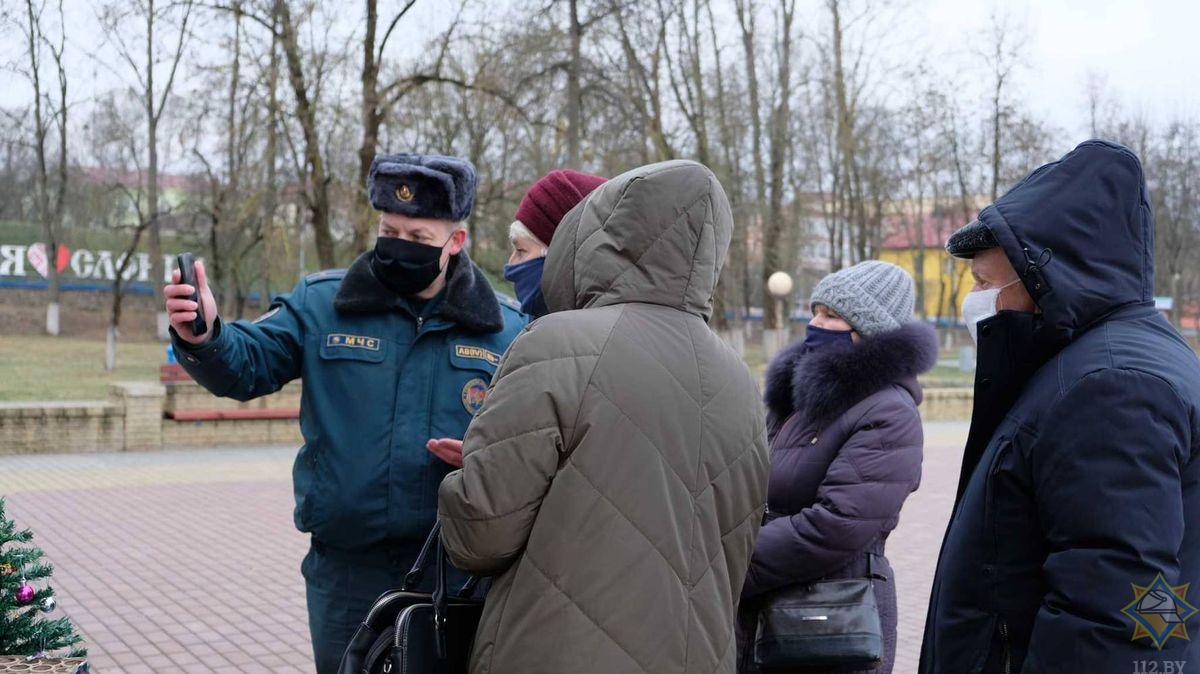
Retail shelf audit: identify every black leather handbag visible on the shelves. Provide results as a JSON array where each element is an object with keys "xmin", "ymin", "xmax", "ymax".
[
  {"xmin": 751, "ymin": 553, "xmax": 884, "ymax": 672},
  {"xmin": 338, "ymin": 523, "xmax": 483, "ymax": 674}
]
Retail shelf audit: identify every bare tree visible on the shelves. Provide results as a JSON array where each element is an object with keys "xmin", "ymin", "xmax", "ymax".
[
  {"xmin": 98, "ymin": 0, "xmax": 196, "ymax": 339},
  {"xmin": 706, "ymin": 0, "xmax": 747, "ymax": 333},
  {"xmin": 1150, "ymin": 120, "xmax": 1200, "ymax": 330},
  {"xmin": 84, "ymin": 93, "xmax": 158, "ymax": 369},
  {"xmin": 981, "ymin": 8, "xmax": 1021, "ymax": 202},
  {"xmin": 354, "ymin": 0, "xmax": 418, "ymax": 253},
  {"xmin": 566, "ymin": 0, "xmax": 584, "ymax": 166},
  {"xmin": 761, "ymin": 0, "xmax": 796, "ymax": 329},
  {"xmin": 19, "ymin": 0, "xmax": 68, "ymax": 335},
  {"xmin": 261, "ymin": 8, "xmax": 281, "ymax": 301},
  {"xmin": 611, "ymin": 0, "xmax": 675, "ymax": 161},
  {"xmin": 270, "ymin": 0, "xmax": 340, "ymax": 269},
  {"xmin": 1082, "ymin": 70, "xmax": 1115, "ymax": 139},
  {"xmin": 186, "ymin": 0, "xmax": 277, "ymax": 318}
]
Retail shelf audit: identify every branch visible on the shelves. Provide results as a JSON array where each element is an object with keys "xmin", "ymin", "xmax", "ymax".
[
  {"xmin": 196, "ymin": 1, "xmax": 278, "ymax": 36},
  {"xmin": 153, "ymin": 0, "xmax": 196, "ymax": 126},
  {"xmin": 96, "ymin": 5, "xmax": 150, "ymax": 93},
  {"xmin": 375, "ymin": 0, "xmax": 418, "ymax": 63}
]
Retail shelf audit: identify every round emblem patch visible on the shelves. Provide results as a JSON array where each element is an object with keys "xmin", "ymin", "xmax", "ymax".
[
  {"xmin": 462, "ymin": 378, "xmax": 488, "ymax": 415},
  {"xmin": 395, "ymin": 184, "xmax": 414, "ymax": 202}
]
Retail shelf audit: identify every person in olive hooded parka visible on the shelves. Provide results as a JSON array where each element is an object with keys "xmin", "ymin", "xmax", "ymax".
[{"xmin": 920, "ymin": 140, "xmax": 1200, "ymax": 673}]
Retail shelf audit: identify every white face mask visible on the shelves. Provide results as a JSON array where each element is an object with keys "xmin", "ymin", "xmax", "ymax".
[{"xmin": 962, "ymin": 279, "xmax": 1020, "ymax": 343}]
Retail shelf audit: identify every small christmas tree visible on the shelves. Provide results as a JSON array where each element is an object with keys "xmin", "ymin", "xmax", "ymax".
[{"xmin": 0, "ymin": 497, "xmax": 86, "ymax": 658}]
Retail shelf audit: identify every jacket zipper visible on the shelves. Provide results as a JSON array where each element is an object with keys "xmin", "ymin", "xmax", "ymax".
[{"xmin": 1000, "ymin": 619, "xmax": 1012, "ymax": 674}]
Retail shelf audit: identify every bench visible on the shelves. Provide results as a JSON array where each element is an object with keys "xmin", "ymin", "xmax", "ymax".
[{"xmin": 165, "ymin": 408, "xmax": 299, "ymax": 421}]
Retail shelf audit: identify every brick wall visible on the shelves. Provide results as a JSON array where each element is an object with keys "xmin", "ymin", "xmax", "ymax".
[
  {"xmin": 0, "ymin": 400, "xmax": 123, "ymax": 454},
  {"xmin": 920, "ymin": 388, "xmax": 974, "ymax": 422},
  {"xmin": 160, "ymin": 418, "xmax": 302, "ymax": 448},
  {"xmin": 110, "ymin": 382, "xmax": 166, "ymax": 451},
  {"xmin": 163, "ymin": 381, "xmax": 301, "ymax": 414},
  {"xmin": 0, "ymin": 381, "xmax": 302, "ymax": 454}
]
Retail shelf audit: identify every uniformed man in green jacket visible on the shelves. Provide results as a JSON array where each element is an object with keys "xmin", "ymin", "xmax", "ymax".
[{"xmin": 164, "ymin": 153, "xmax": 526, "ymax": 673}]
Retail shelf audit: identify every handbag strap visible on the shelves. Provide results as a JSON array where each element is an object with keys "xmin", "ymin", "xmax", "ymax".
[
  {"xmin": 865, "ymin": 552, "xmax": 887, "ymax": 581},
  {"xmin": 433, "ymin": 535, "xmax": 450, "ymax": 661},
  {"xmin": 403, "ymin": 522, "xmax": 443, "ymax": 591}
]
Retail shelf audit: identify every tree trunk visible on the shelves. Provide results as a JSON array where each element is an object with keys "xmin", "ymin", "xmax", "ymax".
[
  {"xmin": 829, "ymin": 0, "xmax": 864, "ymax": 266},
  {"xmin": 708, "ymin": 0, "xmax": 736, "ymax": 333},
  {"xmin": 145, "ymin": 0, "xmax": 168, "ymax": 339},
  {"xmin": 355, "ymin": 0, "xmax": 381, "ymax": 254},
  {"xmin": 24, "ymin": 0, "xmax": 66, "ymax": 333},
  {"xmin": 106, "ymin": 224, "xmax": 147, "ymax": 371},
  {"xmin": 991, "ymin": 80, "xmax": 1003, "ymax": 201},
  {"xmin": 735, "ymin": 0, "xmax": 766, "ymax": 211},
  {"xmin": 734, "ymin": 0, "xmax": 767, "ymax": 330},
  {"xmin": 762, "ymin": 0, "xmax": 795, "ymax": 330},
  {"xmin": 275, "ymin": 0, "xmax": 335, "ymax": 268},
  {"xmin": 566, "ymin": 0, "xmax": 583, "ymax": 166},
  {"xmin": 49, "ymin": 8, "xmax": 67, "ymax": 336},
  {"xmin": 220, "ymin": 3, "xmax": 244, "ymax": 318},
  {"xmin": 262, "ymin": 14, "xmax": 280, "ymax": 303}
]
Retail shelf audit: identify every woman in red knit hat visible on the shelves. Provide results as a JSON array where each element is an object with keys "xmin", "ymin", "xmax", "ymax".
[
  {"xmin": 504, "ymin": 169, "xmax": 605, "ymax": 317},
  {"xmin": 426, "ymin": 169, "xmax": 606, "ymax": 469}
]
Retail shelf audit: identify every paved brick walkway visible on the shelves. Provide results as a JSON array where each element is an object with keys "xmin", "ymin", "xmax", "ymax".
[
  {"xmin": 890, "ymin": 422, "xmax": 969, "ymax": 674},
  {"xmin": 1, "ymin": 422, "xmax": 969, "ymax": 673},
  {"xmin": 2, "ymin": 447, "xmax": 310, "ymax": 673}
]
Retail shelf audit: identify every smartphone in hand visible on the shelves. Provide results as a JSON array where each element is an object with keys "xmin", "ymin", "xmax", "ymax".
[{"xmin": 176, "ymin": 253, "xmax": 208, "ymax": 337}]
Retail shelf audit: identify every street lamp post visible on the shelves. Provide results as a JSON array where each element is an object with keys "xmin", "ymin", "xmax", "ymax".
[{"xmin": 765, "ymin": 271, "xmax": 794, "ymax": 360}]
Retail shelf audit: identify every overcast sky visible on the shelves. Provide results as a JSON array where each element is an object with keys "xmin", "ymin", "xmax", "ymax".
[
  {"xmin": 916, "ymin": 0, "xmax": 1199, "ymax": 138},
  {"xmin": 1, "ymin": 0, "xmax": 1195, "ymax": 157}
]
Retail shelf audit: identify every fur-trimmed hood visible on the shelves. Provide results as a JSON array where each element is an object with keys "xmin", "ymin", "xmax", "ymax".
[
  {"xmin": 765, "ymin": 322, "xmax": 940, "ymax": 430},
  {"xmin": 333, "ymin": 249, "xmax": 504, "ymax": 333}
]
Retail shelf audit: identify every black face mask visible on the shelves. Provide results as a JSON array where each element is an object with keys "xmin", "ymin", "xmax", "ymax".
[{"xmin": 371, "ymin": 235, "xmax": 452, "ymax": 296}]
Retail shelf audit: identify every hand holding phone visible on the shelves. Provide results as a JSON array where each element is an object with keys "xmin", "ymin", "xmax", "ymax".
[
  {"xmin": 175, "ymin": 253, "xmax": 208, "ymax": 337},
  {"xmin": 165, "ymin": 253, "xmax": 215, "ymax": 343}
]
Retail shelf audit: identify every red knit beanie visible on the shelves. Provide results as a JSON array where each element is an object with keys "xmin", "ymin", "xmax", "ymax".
[{"xmin": 514, "ymin": 169, "xmax": 607, "ymax": 246}]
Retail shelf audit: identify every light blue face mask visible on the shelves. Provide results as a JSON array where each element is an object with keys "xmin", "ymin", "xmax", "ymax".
[{"xmin": 503, "ymin": 256, "xmax": 547, "ymax": 317}]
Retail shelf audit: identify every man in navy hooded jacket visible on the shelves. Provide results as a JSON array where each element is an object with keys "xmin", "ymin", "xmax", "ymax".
[{"xmin": 920, "ymin": 140, "xmax": 1200, "ymax": 673}]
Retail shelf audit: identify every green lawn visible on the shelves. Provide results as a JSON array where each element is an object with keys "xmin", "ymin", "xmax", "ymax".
[
  {"xmin": 0, "ymin": 336, "xmax": 165, "ymax": 401},
  {"xmin": 0, "ymin": 334, "xmax": 977, "ymax": 402}
]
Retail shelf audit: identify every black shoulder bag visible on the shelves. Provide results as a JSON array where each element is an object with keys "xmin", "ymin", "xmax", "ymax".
[
  {"xmin": 751, "ymin": 552, "xmax": 884, "ymax": 672},
  {"xmin": 338, "ymin": 523, "xmax": 484, "ymax": 674}
]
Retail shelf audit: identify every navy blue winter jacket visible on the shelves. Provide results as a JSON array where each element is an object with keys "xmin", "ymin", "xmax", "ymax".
[{"xmin": 920, "ymin": 140, "xmax": 1200, "ymax": 673}]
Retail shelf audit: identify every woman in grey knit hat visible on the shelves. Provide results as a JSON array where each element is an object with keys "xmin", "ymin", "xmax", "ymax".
[{"xmin": 737, "ymin": 261, "xmax": 940, "ymax": 674}]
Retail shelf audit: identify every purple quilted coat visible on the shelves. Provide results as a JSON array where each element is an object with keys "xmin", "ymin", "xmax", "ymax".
[{"xmin": 738, "ymin": 322, "xmax": 939, "ymax": 673}]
